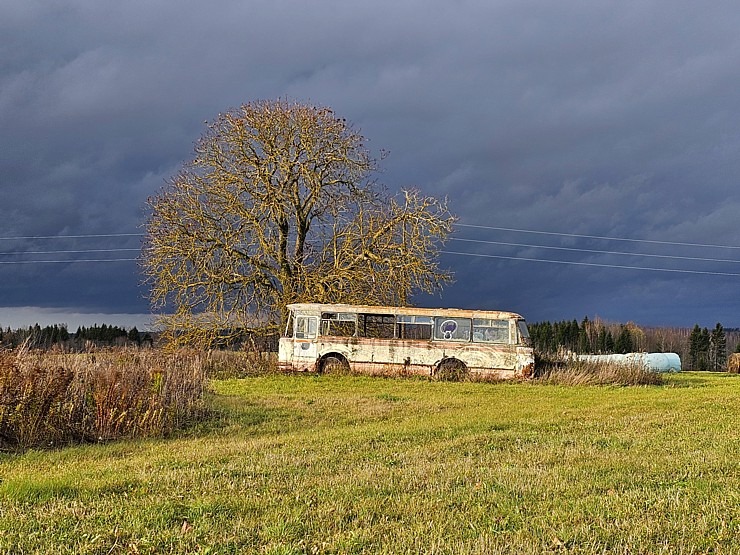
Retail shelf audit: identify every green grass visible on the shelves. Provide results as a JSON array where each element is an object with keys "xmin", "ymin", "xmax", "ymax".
[{"xmin": 1, "ymin": 372, "xmax": 738, "ymax": 554}]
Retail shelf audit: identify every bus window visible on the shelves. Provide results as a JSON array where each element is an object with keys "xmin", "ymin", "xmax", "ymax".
[
  {"xmin": 295, "ymin": 316, "xmax": 317, "ymax": 339},
  {"xmin": 472, "ymin": 318, "xmax": 510, "ymax": 343},
  {"xmin": 320, "ymin": 312, "xmax": 357, "ymax": 337},
  {"xmin": 517, "ymin": 320, "xmax": 531, "ymax": 345},
  {"xmin": 359, "ymin": 314, "xmax": 396, "ymax": 339},
  {"xmin": 434, "ymin": 317, "xmax": 471, "ymax": 342},
  {"xmin": 283, "ymin": 312, "xmax": 293, "ymax": 337},
  {"xmin": 397, "ymin": 315, "xmax": 433, "ymax": 340}
]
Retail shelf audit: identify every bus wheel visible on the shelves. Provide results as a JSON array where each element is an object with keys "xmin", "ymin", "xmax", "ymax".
[
  {"xmin": 435, "ymin": 358, "xmax": 468, "ymax": 381},
  {"xmin": 320, "ymin": 354, "xmax": 350, "ymax": 375}
]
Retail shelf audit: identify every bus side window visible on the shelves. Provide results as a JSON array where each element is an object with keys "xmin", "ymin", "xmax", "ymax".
[
  {"xmin": 472, "ymin": 319, "xmax": 510, "ymax": 343},
  {"xmin": 434, "ymin": 317, "xmax": 472, "ymax": 341},
  {"xmin": 396, "ymin": 315, "xmax": 433, "ymax": 339},
  {"xmin": 359, "ymin": 314, "xmax": 396, "ymax": 338},
  {"xmin": 320, "ymin": 312, "xmax": 357, "ymax": 337},
  {"xmin": 295, "ymin": 316, "xmax": 317, "ymax": 339}
]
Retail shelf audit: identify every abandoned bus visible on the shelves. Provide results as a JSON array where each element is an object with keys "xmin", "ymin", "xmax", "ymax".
[{"xmin": 278, "ymin": 303, "xmax": 535, "ymax": 379}]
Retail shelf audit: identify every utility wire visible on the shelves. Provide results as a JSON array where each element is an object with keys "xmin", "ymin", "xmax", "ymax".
[
  {"xmin": 450, "ymin": 238, "xmax": 740, "ymax": 264},
  {"xmin": 441, "ymin": 250, "xmax": 740, "ymax": 276},
  {"xmin": 2, "ymin": 224, "xmax": 739, "ymax": 250},
  {"xmin": 0, "ymin": 258, "xmax": 138, "ymax": 264},
  {"xmin": 2, "ymin": 224, "xmax": 740, "ymax": 275},
  {"xmin": 0, "ymin": 248, "xmax": 140, "ymax": 256},
  {"xmin": 0, "ymin": 258, "xmax": 138, "ymax": 265},
  {"xmin": 455, "ymin": 223, "xmax": 740, "ymax": 250},
  {"xmin": 0, "ymin": 232, "xmax": 143, "ymax": 241}
]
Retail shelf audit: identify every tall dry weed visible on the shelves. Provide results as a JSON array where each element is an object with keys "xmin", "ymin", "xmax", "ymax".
[
  {"xmin": 0, "ymin": 348, "xmax": 207, "ymax": 450},
  {"xmin": 0, "ymin": 348, "xmax": 74, "ymax": 446},
  {"xmin": 535, "ymin": 354, "xmax": 663, "ymax": 386},
  {"xmin": 201, "ymin": 349, "xmax": 277, "ymax": 379}
]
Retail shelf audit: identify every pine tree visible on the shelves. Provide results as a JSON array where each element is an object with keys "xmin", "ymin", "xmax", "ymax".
[
  {"xmin": 597, "ymin": 326, "xmax": 608, "ymax": 353},
  {"xmin": 694, "ymin": 326, "xmax": 711, "ymax": 370},
  {"xmin": 698, "ymin": 327, "xmax": 711, "ymax": 370},
  {"xmin": 578, "ymin": 318, "xmax": 591, "ymax": 354},
  {"xmin": 544, "ymin": 321, "xmax": 555, "ymax": 352},
  {"xmin": 709, "ymin": 322, "xmax": 727, "ymax": 371},
  {"xmin": 606, "ymin": 330, "xmax": 615, "ymax": 353},
  {"xmin": 581, "ymin": 316, "xmax": 596, "ymax": 353},
  {"xmin": 615, "ymin": 326, "xmax": 634, "ymax": 354},
  {"xmin": 128, "ymin": 327, "xmax": 142, "ymax": 345},
  {"xmin": 689, "ymin": 324, "xmax": 702, "ymax": 369}
]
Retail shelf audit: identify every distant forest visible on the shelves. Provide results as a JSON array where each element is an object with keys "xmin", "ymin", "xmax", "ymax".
[
  {"xmin": 0, "ymin": 323, "xmax": 153, "ymax": 350},
  {"xmin": 2, "ymin": 318, "xmax": 738, "ymax": 371},
  {"xmin": 530, "ymin": 317, "xmax": 739, "ymax": 371}
]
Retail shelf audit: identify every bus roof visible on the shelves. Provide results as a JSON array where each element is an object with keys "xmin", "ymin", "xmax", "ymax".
[{"xmin": 286, "ymin": 303, "xmax": 525, "ymax": 320}]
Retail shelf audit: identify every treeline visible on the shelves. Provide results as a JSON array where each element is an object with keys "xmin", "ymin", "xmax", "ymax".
[
  {"xmin": 0, "ymin": 323, "xmax": 153, "ymax": 350},
  {"xmin": 0, "ymin": 322, "xmax": 281, "ymax": 351},
  {"xmin": 530, "ymin": 317, "xmax": 739, "ymax": 371}
]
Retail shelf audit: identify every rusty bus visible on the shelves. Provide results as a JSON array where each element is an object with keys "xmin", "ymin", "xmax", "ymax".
[{"xmin": 278, "ymin": 303, "xmax": 535, "ymax": 379}]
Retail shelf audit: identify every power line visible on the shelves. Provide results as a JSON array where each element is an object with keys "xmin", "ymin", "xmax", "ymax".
[
  {"xmin": 0, "ymin": 258, "xmax": 138, "ymax": 265},
  {"xmin": 1, "ymin": 224, "xmax": 738, "ymax": 250},
  {"xmin": 0, "ymin": 233, "xmax": 143, "ymax": 241},
  {"xmin": 2, "ymin": 224, "xmax": 739, "ymax": 250},
  {"xmin": 454, "ymin": 223, "xmax": 740, "ymax": 250},
  {"xmin": 450, "ymin": 238, "xmax": 740, "ymax": 264},
  {"xmin": 441, "ymin": 250, "xmax": 740, "ymax": 276},
  {"xmin": 2, "ymin": 224, "xmax": 739, "ymax": 276},
  {"xmin": 0, "ymin": 248, "xmax": 140, "ymax": 257}
]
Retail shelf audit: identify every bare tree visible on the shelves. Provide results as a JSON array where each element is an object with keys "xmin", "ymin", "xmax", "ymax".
[{"xmin": 142, "ymin": 100, "xmax": 454, "ymax": 347}]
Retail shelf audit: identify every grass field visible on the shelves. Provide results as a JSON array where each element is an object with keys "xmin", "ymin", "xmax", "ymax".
[{"xmin": 1, "ymin": 371, "xmax": 738, "ymax": 554}]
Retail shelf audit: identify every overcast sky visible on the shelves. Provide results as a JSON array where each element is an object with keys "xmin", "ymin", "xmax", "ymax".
[{"xmin": 2, "ymin": 0, "xmax": 740, "ymax": 330}]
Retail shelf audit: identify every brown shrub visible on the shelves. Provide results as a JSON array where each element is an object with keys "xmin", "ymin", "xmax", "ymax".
[
  {"xmin": 0, "ymin": 348, "xmax": 207, "ymax": 450},
  {"xmin": 727, "ymin": 353, "xmax": 740, "ymax": 374},
  {"xmin": 535, "ymin": 357, "xmax": 664, "ymax": 386},
  {"xmin": 201, "ymin": 350, "xmax": 277, "ymax": 379}
]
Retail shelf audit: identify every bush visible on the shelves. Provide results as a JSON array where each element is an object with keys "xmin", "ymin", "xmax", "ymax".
[{"xmin": 0, "ymin": 347, "xmax": 207, "ymax": 450}]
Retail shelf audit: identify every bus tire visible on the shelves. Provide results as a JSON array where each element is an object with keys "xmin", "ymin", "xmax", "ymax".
[
  {"xmin": 435, "ymin": 358, "xmax": 468, "ymax": 381},
  {"xmin": 319, "ymin": 354, "xmax": 350, "ymax": 375}
]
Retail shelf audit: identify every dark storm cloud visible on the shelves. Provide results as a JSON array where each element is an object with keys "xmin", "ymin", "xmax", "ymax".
[{"xmin": 2, "ymin": 0, "xmax": 740, "ymax": 328}]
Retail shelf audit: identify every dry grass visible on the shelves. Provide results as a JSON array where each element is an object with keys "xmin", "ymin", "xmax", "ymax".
[
  {"xmin": 0, "ymin": 347, "xmax": 207, "ymax": 450},
  {"xmin": 202, "ymin": 348, "xmax": 665, "ymax": 386},
  {"xmin": 201, "ymin": 349, "xmax": 278, "ymax": 379},
  {"xmin": 535, "ymin": 352, "xmax": 664, "ymax": 386}
]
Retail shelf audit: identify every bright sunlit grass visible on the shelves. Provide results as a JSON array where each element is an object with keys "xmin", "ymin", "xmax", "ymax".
[{"xmin": 1, "ymin": 372, "xmax": 738, "ymax": 553}]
